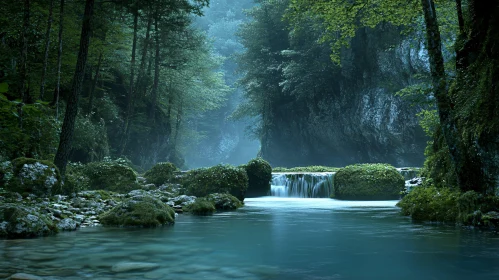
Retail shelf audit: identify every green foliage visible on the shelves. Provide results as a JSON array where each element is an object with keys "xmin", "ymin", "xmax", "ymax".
[
  {"xmin": 99, "ymin": 196, "xmax": 175, "ymax": 227},
  {"xmin": 184, "ymin": 198, "xmax": 216, "ymax": 215},
  {"xmin": 334, "ymin": 164, "xmax": 404, "ymax": 200},
  {"xmin": 83, "ymin": 158, "xmax": 138, "ymax": 193},
  {"xmin": 143, "ymin": 162, "xmax": 179, "ymax": 186},
  {"xmin": 183, "ymin": 164, "xmax": 249, "ymax": 201},
  {"xmin": 5, "ymin": 157, "xmax": 62, "ymax": 197},
  {"xmin": 421, "ymin": 126, "xmax": 457, "ymax": 189},
  {"xmin": 64, "ymin": 162, "xmax": 91, "ymax": 195},
  {"xmin": 273, "ymin": 166, "xmax": 339, "ymax": 172},
  {"xmin": 72, "ymin": 115, "xmax": 109, "ymax": 163},
  {"xmin": 0, "ymin": 95, "xmax": 60, "ymax": 160},
  {"xmin": 206, "ymin": 193, "xmax": 243, "ymax": 210},
  {"xmin": 243, "ymin": 158, "xmax": 272, "ymax": 197},
  {"xmin": 397, "ymin": 185, "xmax": 459, "ymax": 223}
]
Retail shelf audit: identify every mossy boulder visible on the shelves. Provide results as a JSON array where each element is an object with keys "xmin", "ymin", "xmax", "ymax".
[
  {"xmin": 99, "ymin": 195, "xmax": 175, "ymax": 227},
  {"xmin": 0, "ymin": 204, "xmax": 58, "ymax": 238},
  {"xmin": 184, "ymin": 198, "xmax": 216, "ymax": 215},
  {"xmin": 206, "ymin": 193, "xmax": 243, "ymax": 210},
  {"xmin": 397, "ymin": 185, "xmax": 459, "ymax": 222},
  {"xmin": 0, "ymin": 160, "xmax": 14, "ymax": 186},
  {"xmin": 334, "ymin": 164, "xmax": 404, "ymax": 200},
  {"xmin": 84, "ymin": 159, "xmax": 138, "ymax": 193},
  {"xmin": 4, "ymin": 158, "xmax": 62, "ymax": 197},
  {"xmin": 243, "ymin": 158, "xmax": 272, "ymax": 197},
  {"xmin": 183, "ymin": 164, "xmax": 248, "ymax": 201},
  {"xmin": 143, "ymin": 162, "xmax": 179, "ymax": 186}
]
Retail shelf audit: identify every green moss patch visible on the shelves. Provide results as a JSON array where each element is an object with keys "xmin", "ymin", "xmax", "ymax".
[
  {"xmin": 0, "ymin": 204, "xmax": 58, "ymax": 238},
  {"xmin": 84, "ymin": 159, "xmax": 138, "ymax": 193},
  {"xmin": 143, "ymin": 162, "xmax": 179, "ymax": 186},
  {"xmin": 206, "ymin": 193, "xmax": 243, "ymax": 210},
  {"xmin": 184, "ymin": 198, "xmax": 216, "ymax": 215},
  {"xmin": 242, "ymin": 158, "xmax": 272, "ymax": 197},
  {"xmin": 334, "ymin": 163, "xmax": 404, "ymax": 200},
  {"xmin": 99, "ymin": 195, "xmax": 175, "ymax": 227},
  {"xmin": 183, "ymin": 164, "xmax": 248, "ymax": 201}
]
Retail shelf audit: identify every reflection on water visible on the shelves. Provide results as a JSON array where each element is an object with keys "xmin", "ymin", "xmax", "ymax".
[{"xmin": 2, "ymin": 197, "xmax": 499, "ymax": 279}]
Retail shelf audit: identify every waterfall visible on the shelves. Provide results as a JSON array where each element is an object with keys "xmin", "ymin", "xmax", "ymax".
[{"xmin": 270, "ymin": 173, "xmax": 334, "ymax": 198}]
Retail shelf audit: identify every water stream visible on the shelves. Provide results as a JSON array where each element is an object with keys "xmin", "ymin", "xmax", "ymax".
[{"xmin": 2, "ymin": 197, "xmax": 499, "ymax": 279}]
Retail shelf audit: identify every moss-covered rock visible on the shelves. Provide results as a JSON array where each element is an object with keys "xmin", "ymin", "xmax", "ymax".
[
  {"xmin": 99, "ymin": 195, "xmax": 175, "ymax": 227},
  {"xmin": 84, "ymin": 158, "xmax": 138, "ymax": 193},
  {"xmin": 64, "ymin": 162, "xmax": 91, "ymax": 195},
  {"xmin": 0, "ymin": 204, "xmax": 58, "ymax": 238},
  {"xmin": 5, "ymin": 158, "xmax": 62, "ymax": 197},
  {"xmin": 143, "ymin": 162, "xmax": 179, "ymax": 186},
  {"xmin": 397, "ymin": 185, "xmax": 459, "ymax": 222},
  {"xmin": 183, "ymin": 164, "xmax": 248, "ymax": 201},
  {"xmin": 333, "ymin": 163, "xmax": 404, "ymax": 200},
  {"xmin": 243, "ymin": 158, "xmax": 272, "ymax": 197},
  {"xmin": 184, "ymin": 198, "xmax": 216, "ymax": 215},
  {"xmin": 206, "ymin": 193, "xmax": 243, "ymax": 210},
  {"xmin": 0, "ymin": 160, "xmax": 13, "ymax": 186}
]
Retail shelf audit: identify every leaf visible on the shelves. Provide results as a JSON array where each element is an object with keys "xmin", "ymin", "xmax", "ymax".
[{"xmin": 0, "ymin": 82, "xmax": 8, "ymax": 93}]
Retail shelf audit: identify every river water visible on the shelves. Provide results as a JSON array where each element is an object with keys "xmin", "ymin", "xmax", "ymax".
[{"xmin": 1, "ymin": 197, "xmax": 499, "ymax": 279}]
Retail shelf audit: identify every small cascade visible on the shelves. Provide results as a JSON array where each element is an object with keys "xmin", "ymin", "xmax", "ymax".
[
  {"xmin": 270, "ymin": 173, "xmax": 334, "ymax": 198},
  {"xmin": 396, "ymin": 168, "xmax": 421, "ymax": 180}
]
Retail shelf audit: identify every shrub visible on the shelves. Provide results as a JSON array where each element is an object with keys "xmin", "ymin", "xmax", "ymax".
[
  {"xmin": 397, "ymin": 186, "xmax": 459, "ymax": 223},
  {"xmin": 184, "ymin": 198, "xmax": 216, "ymax": 215},
  {"xmin": 84, "ymin": 158, "xmax": 138, "ymax": 193},
  {"xmin": 99, "ymin": 195, "xmax": 175, "ymax": 227},
  {"xmin": 243, "ymin": 158, "xmax": 272, "ymax": 197},
  {"xmin": 183, "ymin": 164, "xmax": 248, "ymax": 201},
  {"xmin": 64, "ymin": 162, "xmax": 91, "ymax": 195},
  {"xmin": 5, "ymin": 157, "xmax": 62, "ymax": 196},
  {"xmin": 334, "ymin": 163, "xmax": 404, "ymax": 200},
  {"xmin": 143, "ymin": 162, "xmax": 179, "ymax": 185},
  {"xmin": 206, "ymin": 193, "xmax": 243, "ymax": 210}
]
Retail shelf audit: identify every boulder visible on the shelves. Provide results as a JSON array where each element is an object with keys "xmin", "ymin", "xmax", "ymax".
[
  {"xmin": 5, "ymin": 158, "xmax": 62, "ymax": 197},
  {"xmin": 184, "ymin": 198, "xmax": 216, "ymax": 215},
  {"xmin": 0, "ymin": 204, "xmax": 57, "ymax": 238},
  {"xmin": 143, "ymin": 162, "xmax": 178, "ymax": 185},
  {"xmin": 99, "ymin": 195, "xmax": 175, "ymax": 227},
  {"xmin": 242, "ymin": 158, "xmax": 272, "ymax": 197},
  {"xmin": 206, "ymin": 193, "xmax": 243, "ymax": 210},
  {"xmin": 334, "ymin": 163, "xmax": 404, "ymax": 200}
]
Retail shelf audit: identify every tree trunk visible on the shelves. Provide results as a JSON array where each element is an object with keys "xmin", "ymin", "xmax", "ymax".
[
  {"xmin": 150, "ymin": 11, "xmax": 160, "ymax": 122},
  {"xmin": 455, "ymin": 0, "xmax": 465, "ymax": 35},
  {"xmin": 136, "ymin": 6, "xmax": 153, "ymax": 97},
  {"xmin": 120, "ymin": 2, "xmax": 139, "ymax": 155},
  {"xmin": 87, "ymin": 52, "xmax": 102, "ymax": 115},
  {"xmin": 54, "ymin": 0, "xmax": 94, "ymax": 175},
  {"xmin": 19, "ymin": 0, "xmax": 30, "ymax": 102},
  {"xmin": 40, "ymin": 0, "xmax": 54, "ymax": 100},
  {"xmin": 53, "ymin": 0, "xmax": 65, "ymax": 119}
]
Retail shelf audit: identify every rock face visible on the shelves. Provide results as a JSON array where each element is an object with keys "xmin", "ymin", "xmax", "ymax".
[
  {"xmin": 334, "ymin": 164, "xmax": 405, "ymax": 200},
  {"xmin": 259, "ymin": 28, "xmax": 428, "ymax": 168}
]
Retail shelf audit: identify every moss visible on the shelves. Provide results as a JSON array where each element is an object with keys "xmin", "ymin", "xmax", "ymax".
[
  {"xmin": 333, "ymin": 163, "xmax": 404, "ymax": 200},
  {"xmin": 143, "ymin": 162, "xmax": 179, "ymax": 185},
  {"xmin": 183, "ymin": 164, "xmax": 248, "ymax": 201},
  {"xmin": 206, "ymin": 193, "xmax": 243, "ymax": 210},
  {"xmin": 84, "ymin": 159, "xmax": 138, "ymax": 193},
  {"xmin": 243, "ymin": 158, "xmax": 272, "ymax": 197},
  {"xmin": 5, "ymin": 157, "xmax": 62, "ymax": 197},
  {"xmin": 273, "ymin": 166, "xmax": 340, "ymax": 172},
  {"xmin": 184, "ymin": 198, "xmax": 216, "ymax": 215},
  {"xmin": 99, "ymin": 195, "xmax": 175, "ymax": 227},
  {"xmin": 0, "ymin": 204, "xmax": 58, "ymax": 238},
  {"xmin": 397, "ymin": 186, "xmax": 459, "ymax": 223}
]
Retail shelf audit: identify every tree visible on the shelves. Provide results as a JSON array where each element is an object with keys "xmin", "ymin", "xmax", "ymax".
[{"xmin": 54, "ymin": 0, "xmax": 95, "ymax": 174}]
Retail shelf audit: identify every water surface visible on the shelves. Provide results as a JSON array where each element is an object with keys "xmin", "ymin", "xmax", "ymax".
[{"xmin": 2, "ymin": 197, "xmax": 499, "ymax": 279}]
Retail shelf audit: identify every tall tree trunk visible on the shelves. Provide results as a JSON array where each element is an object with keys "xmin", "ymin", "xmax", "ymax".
[
  {"xmin": 53, "ymin": 0, "xmax": 65, "ymax": 119},
  {"xmin": 455, "ymin": 0, "xmax": 465, "ymax": 35},
  {"xmin": 421, "ymin": 0, "xmax": 476, "ymax": 192},
  {"xmin": 136, "ymin": 7, "xmax": 153, "ymax": 97},
  {"xmin": 87, "ymin": 52, "xmax": 102, "ymax": 115},
  {"xmin": 120, "ymin": 3, "xmax": 139, "ymax": 155},
  {"xmin": 150, "ymin": 11, "xmax": 160, "ymax": 122},
  {"xmin": 54, "ymin": 0, "xmax": 94, "ymax": 175},
  {"xmin": 19, "ymin": 0, "xmax": 30, "ymax": 102},
  {"xmin": 40, "ymin": 0, "xmax": 54, "ymax": 100}
]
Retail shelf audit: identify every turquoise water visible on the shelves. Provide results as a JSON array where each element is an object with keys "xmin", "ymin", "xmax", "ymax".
[{"xmin": 2, "ymin": 197, "xmax": 499, "ymax": 279}]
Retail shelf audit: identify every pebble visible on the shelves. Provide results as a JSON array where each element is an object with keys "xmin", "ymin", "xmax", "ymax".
[{"xmin": 111, "ymin": 262, "xmax": 160, "ymax": 273}]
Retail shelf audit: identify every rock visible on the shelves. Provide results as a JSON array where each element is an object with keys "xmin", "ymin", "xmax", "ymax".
[
  {"xmin": 99, "ymin": 195, "xmax": 175, "ymax": 227},
  {"xmin": 171, "ymin": 195, "xmax": 196, "ymax": 206},
  {"xmin": 8, "ymin": 273, "xmax": 43, "ymax": 280},
  {"xmin": 142, "ymin": 184, "xmax": 156, "ymax": 191},
  {"xmin": 5, "ymin": 157, "xmax": 62, "ymax": 197},
  {"xmin": 57, "ymin": 218, "xmax": 77, "ymax": 231},
  {"xmin": 206, "ymin": 193, "xmax": 243, "ymax": 210},
  {"xmin": 111, "ymin": 262, "xmax": 160, "ymax": 273},
  {"xmin": 137, "ymin": 176, "xmax": 147, "ymax": 183},
  {"xmin": 0, "ymin": 204, "xmax": 57, "ymax": 238}
]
